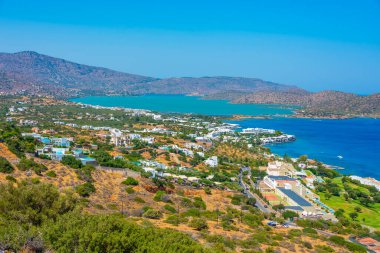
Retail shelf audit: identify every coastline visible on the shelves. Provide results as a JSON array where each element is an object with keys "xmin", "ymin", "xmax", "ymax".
[{"xmin": 70, "ymin": 97, "xmax": 380, "ymax": 181}]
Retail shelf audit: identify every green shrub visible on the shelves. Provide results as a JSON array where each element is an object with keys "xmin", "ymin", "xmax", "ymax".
[
  {"xmin": 243, "ymin": 213, "xmax": 263, "ymax": 228},
  {"xmin": 282, "ymin": 210, "xmax": 299, "ymax": 220},
  {"xmin": 183, "ymin": 208, "xmax": 201, "ymax": 217},
  {"xmin": 61, "ymin": 156, "xmax": 82, "ymax": 169},
  {"xmin": 189, "ymin": 218, "xmax": 208, "ymax": 231},
  {"xmin": 107, "ymin": 203, "xmax": 118, "ymax": 210},
  {"xmin": 75, "ymin": 182, "xmax": 96, "ymax": 197},
  {"xmin": 5, "ymin": 175, "xmax": 17, "ymax": 182},
  {"xmin": 125, "ymin": 187, "xmax": 135, "ymax": 194},
  {"xmin": 121, "ymin": 176, "xmax": 139, "ymax": 186},
  {"xmin": 154, "ymin": 190, "xmax": 170, "ymax": 202},
  {"xmin": 230, "ymin": 195, "xmax": 244, "ymax": 205},
  {"xmin": 164, "ymin": 204, "xmax": 177, "ymax": 214},
  {"xmin": 303, "ymin": 241, "xmax": 313, "ymax": 249},
  {"xmin": 315, "ymin": 245, "xmax": 334, "ymax": 252},
  {"xmin": 329, "ymin": 236, "xmax": 366, "ymax": 253},
  {"xmin": 302, "ymin": 227, "xmax": 317, "ymax": 235},
  {"xmin": 134, "ymin": 197, "xmax": 145, "ymax": 203},
  {"xmin": 18, "ymin": 158, "xmax": 48, "ymax": 175},
  {"xmin": 0, "ymin": 157, "xmax": 14, "ymax": 173},
  {"xmin": 42, "ymin": 212, "xmax": 205, "ymax": 252},
  {"xmin": 46, "ymin": 170, "xmax": 57, "ymax": 178},
  {"xmin": 142, "ymin": 209, "xmax": 162, "ymax": 219},
  {"xmin": 193, "ymin": 197, "xmax": 206, "ymax": 210}
]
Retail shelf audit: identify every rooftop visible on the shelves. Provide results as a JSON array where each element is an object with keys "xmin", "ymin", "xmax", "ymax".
[
  {"xmin": 268, "ymin": 176, "xmax": 296, "ymax": 181},
  {"xmin": 278, "ymin": 187, "xmax": 312, "ymax": 206}
]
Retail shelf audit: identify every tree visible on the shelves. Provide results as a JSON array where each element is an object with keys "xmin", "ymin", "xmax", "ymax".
[
  {"xmin": 75, "ymin": 182, "xmax": 96, "ymax": 197},
  {"xmin": 359, "ymin": 196, "xmax": 372, "ymax": 207},
  {"xmin": 283, "ymin": 210, "xmax": 299, "ymax": 220},
  {"xmin": 0, "ymin": 157, "xmax": 14, "ymax": 173},
  {"xmin": 349, "ymin": 212, "xmax": 358, "ymax": 221},
  {"xmin": 0, "ymin": 181, "xmax": 78, "ymax": 226},
  {"xmin": 354, "ymin": 206, "xmax": 362, "ymax": 213},
  {"xmin": 273, "ymin": 204, "xmax": 285, "ymax": 211},
  {"xmin": 325, "ymin": 192, "xmax": 332, "ymax": 200},
  {"xmin": 61, "ymin": 155, "xmax": 82, "ymax": 169}
]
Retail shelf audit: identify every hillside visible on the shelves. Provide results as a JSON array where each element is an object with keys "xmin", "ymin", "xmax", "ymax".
[
  {"xmin": 0, "ymin": 51, "xmax": 300, "ymax": 97},
  {"xmin": 232, "ymin": 90, "xmax": 380, "ymax": 117},
  {"xmin": 0, "ymin": 51, "xmax": 156, "ymax": 97}
]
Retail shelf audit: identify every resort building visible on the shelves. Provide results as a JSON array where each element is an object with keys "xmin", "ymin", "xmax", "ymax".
[{"xmin": 266, "ymin": 161, "xmax": 297, "ymax": 178}]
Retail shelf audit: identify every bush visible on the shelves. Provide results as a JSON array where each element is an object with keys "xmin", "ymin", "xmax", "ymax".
[
  {"xmin": 204, "ymin": 187, "xmax": 212, "ymax": 195},
  {"xmin": 5, "ymin": 175, "xmax": 17, "ymax": 182},
  {"xmin": 282, "ymin": 210, "xmax": 299, "ymax": 220},
  {"xmin": 153, "ymin": 190, "xmax": 169, "ymax": 202},
  {"xmin": 189, "ymin": 218, "xmax": 208, "ymax": 231},
  {"xmin": 142, "ymin": 209, "xmax": 162, "ymax": 219},
  {"xmin": 45, "ymin": 170, "xmax": 57, "ymax": 178},
  {"xmin": 302, "ymin": 227, "xmax": 317, "ymax": 234},
  {"xmin": 121, "ymin": 176, "xmax": 139, "ymax": 186},
  {"xmin": 303, "ymin": 241, "xmax": 313, "ymax": 249},
  {"xmin": 0, "ymin": 157, "xmax": 14, "ymax": 173},
  {"xmin": 0, "ymin": 181, "xmax": 77, "ymax": 226},
  {"xmin": 165, "ymin": 215, "xmax": 182, "ymax": 225},
  {"xmin": 164, "ymin": 204, "xmax": 177, "ymax": 214},
  {"xmin": 193, "ymin": 197, "xmax": 206, "ymax": 210},
  {"xmin": 75, "ymin": 182, "xmax": 96, "ymax": 197},
  {"xmin": 125, "ymin": 187, "xmax": 135, "ymax": 194},
  {"xmin": 18, "ymin": 158, "xmax": 48, "ymax": 175},
  {"xmin": 134, "ymin": 197, "xmax": 145, "ymax": 203},
  {"xmin": 329, "ymin": 236, "xmax": 366, "ymax": 253},
  {"xmin": 42, "ymin": 212, "xmax": 205, "ymax": 252},
  {"xmin": 231, "ymin": 195, "xmax": 243, "ymax": 205},
  {"xmin": 61, "ymin": 156, "xmax": 82, "ymax": 169}
]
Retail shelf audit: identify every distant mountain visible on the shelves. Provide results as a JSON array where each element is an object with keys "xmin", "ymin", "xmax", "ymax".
[
  {"xmin": 0, "ymin": 51, "xmax": 379, "ymax": 117},
  {"xmin": 0, "ymin": 51, "xmax": 156, "ymax": 97},
  {"xmin": 130, "ymin": 76, "xmax": 302, "ymax": 95},
  {"xmin": 233, "ymin": 90, "xmax": 380, "ymax": 117},
  {"xmin": 0, "ymin": 51, "xmax": 300, "ymax": 97}
]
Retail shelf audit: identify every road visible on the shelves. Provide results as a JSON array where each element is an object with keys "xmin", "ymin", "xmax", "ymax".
[{"xmin": 238, "ymin": 166, "xmax": 273, "ymax": 214}]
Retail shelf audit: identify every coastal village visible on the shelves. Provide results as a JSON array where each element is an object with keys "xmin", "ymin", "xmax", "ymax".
[{"xmin": 1, "ymin": 96, "xmax": 380, "ymax": 253}]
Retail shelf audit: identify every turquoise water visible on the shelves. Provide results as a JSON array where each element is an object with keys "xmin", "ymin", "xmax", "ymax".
[
  {"xmin": 72, "ymin": 95, "xmax": 380, "ymax": 179},
  {"xmin": 71, "ymin": 94, "xmax": 294, "ymax": 116}
]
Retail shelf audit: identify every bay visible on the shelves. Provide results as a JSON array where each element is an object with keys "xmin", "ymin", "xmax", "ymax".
[
  {"xmin": 71, "ymin": 95, "xmax": 380, "ymax": 179},
  {"xmin": 71, "ymin": 94, "xmax": 294, "ymax": 116}
]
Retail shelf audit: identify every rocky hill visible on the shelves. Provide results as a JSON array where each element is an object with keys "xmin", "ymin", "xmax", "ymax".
[
  {"xmin": 0, "ymin": 51, "xmax": 300, "ymax": 97},
  {"xmin": 233, "ymin": 90, "xmax": 380, "ymax": 117},
  {"xmin": 0, "ymin": 51, "xmax": 156, "ymax": 97}
]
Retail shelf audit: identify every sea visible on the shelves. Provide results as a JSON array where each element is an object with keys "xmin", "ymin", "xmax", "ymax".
[{"xmin": 71, "ymin": 94, "xmax": 380, "ymax": 180}]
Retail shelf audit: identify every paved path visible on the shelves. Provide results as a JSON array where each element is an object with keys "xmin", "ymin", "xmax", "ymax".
[{"xmin": 238, "ymin": 166, "xmax": 273, "ymax": 214}]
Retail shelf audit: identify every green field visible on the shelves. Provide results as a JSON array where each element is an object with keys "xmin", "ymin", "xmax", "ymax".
[{"xmin": 317, "ymin": 177, "xmax": 380, "ymax": 229}]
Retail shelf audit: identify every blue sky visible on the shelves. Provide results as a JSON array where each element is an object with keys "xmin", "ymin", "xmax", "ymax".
[{"xmin": 0, "ymin": 0, "xmax": 379, "ymax": 94}]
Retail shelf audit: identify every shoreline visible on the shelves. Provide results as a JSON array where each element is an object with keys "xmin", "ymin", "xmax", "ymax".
[{"xmin": 68, "ymin": 95, "xmax": 379, "ymax": 120}]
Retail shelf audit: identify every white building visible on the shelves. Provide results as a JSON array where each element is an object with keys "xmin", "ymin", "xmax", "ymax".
[{"xmin": 205, "ymin": 156, "xmax": 218, "ymax": 167}]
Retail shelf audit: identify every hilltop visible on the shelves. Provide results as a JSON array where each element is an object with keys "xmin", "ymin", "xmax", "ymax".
[{"xmin": 0, "ymin": 51, "xmax": 302, "ymax": 97}]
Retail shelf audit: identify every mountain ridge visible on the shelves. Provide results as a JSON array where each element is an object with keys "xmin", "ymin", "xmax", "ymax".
[
  {"xmin": 0, "ymin": 51, "xmax": 304, "ymax": 97},
  {"xmin": 1, "ymin": 51, "xmax": 379, "ymax": 117}
]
